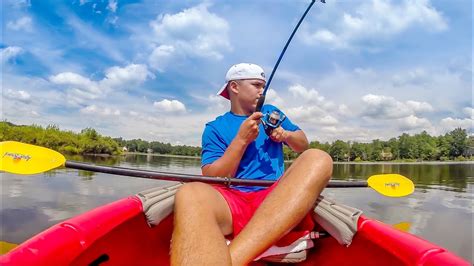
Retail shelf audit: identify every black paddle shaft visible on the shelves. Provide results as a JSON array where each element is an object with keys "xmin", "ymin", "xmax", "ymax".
[{"xmin": 65, "ymin": 161, "xmax": 367, "ymax": 188}]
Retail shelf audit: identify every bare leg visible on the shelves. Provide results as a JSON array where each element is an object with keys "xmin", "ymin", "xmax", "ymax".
[
  {"xmin": 229, "ymin": 149, "xmax": 333, "ymax": 265},
  {"xmin": 171, "ymin": 182, "xmax": 234, "ymax": 266}
]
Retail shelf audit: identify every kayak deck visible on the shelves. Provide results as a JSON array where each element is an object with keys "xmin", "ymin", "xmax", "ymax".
[{"xmin": 1, "ymin": 194, "xmax": 469, "ymax": 265}]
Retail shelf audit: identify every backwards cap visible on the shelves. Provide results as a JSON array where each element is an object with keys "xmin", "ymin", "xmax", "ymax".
[{"xmin": 217, "ymin": 63, "xmax": 266, "ymax": 100}]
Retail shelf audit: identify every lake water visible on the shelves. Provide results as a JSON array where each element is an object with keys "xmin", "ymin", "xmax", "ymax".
[{"xmin": 1, "ymin": 154, "xmax": 473, "ymax": 262}]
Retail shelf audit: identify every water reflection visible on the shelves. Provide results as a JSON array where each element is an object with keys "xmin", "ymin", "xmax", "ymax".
[
  {"xmin": 330, "ymin": 163, "xmax": 473, "ymax": 192},
  {"xmin": 1, "ymin": 155, "xmax": 472, "ymax": 262}
]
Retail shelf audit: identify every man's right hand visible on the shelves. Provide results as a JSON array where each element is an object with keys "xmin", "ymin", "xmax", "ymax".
[{"xmin": 236, "ymin": 112, "xmax": 263, "ymax": 146}]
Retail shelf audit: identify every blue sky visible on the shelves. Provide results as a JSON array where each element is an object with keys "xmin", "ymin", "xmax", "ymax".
[{"xmin": 2, "ymin": 0, "xmax": 472, "ymax": 145}]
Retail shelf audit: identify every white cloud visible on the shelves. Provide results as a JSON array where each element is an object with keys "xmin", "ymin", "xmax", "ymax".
[
  {"xmin": 361, "ymin": 94, "xmax": 408, "ymax": 119},
  {"xmin": 107, "ymin": 0, "xmax": 117, "ymax": 13},
  {"xmin": 107, "ymin": 15, "xmax": 118, "ymax": 25},
  {"xmin": 302, "ymin": 0, "xmax": 447, "ymax": 49},
  {"xmin": 361, "ymin": 94, "xmax": 433, "ymax": 119},
  {"xmin": 100, "ymin": 64, "xmax": 153, "ymax": 89},
  {"xmin": 1, "ymin": 46, "xmax": 23, "ymax": 62},
  {"xmin": 397, "ymin": 115, "xmax": 432, "ymax": 130},
  {"xmin": 288, "ymin": 84, "xmax": 325, "ymax": 103},
  {"xmin": 463, "ymin": 107, "xmax": 474, "ymax": 119},
  {"xmin": 265, "ymin": 89, "xmax": 285, "ymax": 107},
  {"xmin": 80, "ymin": 105, "xmax": 120, "ymax": 116},
  {"xmin": 7, "ymin": 16, "xmax": 32, "ymax": 31},
  {"xmin": 337, "ymin": 104, "xmax": 351, "ymax": 117},
  {"xmin": 50, "ymin": 72, "xmax": 99, "ymax": 91},
  {"xmin": 50, "ymin": 72, "xmax": 102, "ymax": 101},
  {"xmin": 153, "ymin": 99, "xmax": 187, "ymax": 113},
  {"xmin": 286, "ymin": 106, "xmax": 338, "ymax": 125},
  {"xmin": 405, "ymin": 100, "xmax": 434, "ymax": 113},
  {"xmin": 4, "ymin": 89, "xmax": 31, "ymax": 103},
  {"xmin": 392, "ymin": 68, "xmax": 429, "ymax": 86},
  {"xmin": 281, "ymin": 84, "xmax": 340, "ymax": 130},
  {"xmin": 439, "ymin": 117, "xmax": 473, "ymax": 132},
  {"xmin": 50, "ymin": 64, "xmax": 153, "ymax": 104},
  {"xmin": 148, "ymin": 45, "xmax": 176, "ymax": 71},
  {"xmin": 206, "ymin": 94, "xmax": 229, "ymax": 113},
  {"xmin": 149, "ymin": 3, "xmax": 231, "ymax": 64}
]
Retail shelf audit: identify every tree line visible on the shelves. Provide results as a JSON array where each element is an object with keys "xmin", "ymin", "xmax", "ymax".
[
  {"xmin": 1, "ymin": 121, "xmax": 471, "ymax": 161},
  {"xmin": 284, "ymin": 128, "xmax": 472, "ymax": 162},
  {"xmin": 1, "ymin": 121, "xmax": 121, "ymax": 155},
  {"xmin": 114, "ymin": 137, "xmax": 201, "ymax": 157}
]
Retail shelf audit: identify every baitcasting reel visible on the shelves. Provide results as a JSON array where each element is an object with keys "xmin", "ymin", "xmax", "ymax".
[{"xmin": 261, "ymin": 110, "xmax": 286, "ymax": 135}]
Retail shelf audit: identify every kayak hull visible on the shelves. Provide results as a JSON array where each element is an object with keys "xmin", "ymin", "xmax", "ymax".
[{"xmin": 1, "ymin": 195, "xmax": 469, "ymax": 265}]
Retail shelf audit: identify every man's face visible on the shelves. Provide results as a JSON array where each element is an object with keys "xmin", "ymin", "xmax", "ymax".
[{"xmin": 232, "ymin": 79, "xmax": 265, "ymax": 111}]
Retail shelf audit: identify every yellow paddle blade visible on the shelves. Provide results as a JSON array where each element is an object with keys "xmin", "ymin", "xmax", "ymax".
[
  {"xmin": 0, "ymin": 241, "xmax": 18, "ymax": 255},
  {"xmin": 0, "ymin": 141, "xmax": 65, "ymax": 175},
  {"xmin": 367, "ymin": 174, "xmax": 415, "ymax": 197},
  {"xmin": 393, "ymin": 221, "xmax": 411, "ymax": 232}
]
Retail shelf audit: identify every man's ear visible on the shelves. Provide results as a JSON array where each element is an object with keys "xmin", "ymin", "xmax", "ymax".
[{"xmin": 229, "ymin": 80, "xmax": 239, "ymax": 95}]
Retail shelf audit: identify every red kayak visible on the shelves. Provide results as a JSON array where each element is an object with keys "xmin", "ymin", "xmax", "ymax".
[{"xmin": 0, "ymin": 183, "xmax": 469, "ymax": 265}]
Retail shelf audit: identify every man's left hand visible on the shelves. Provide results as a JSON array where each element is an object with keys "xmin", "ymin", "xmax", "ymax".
[{"xmin": 270, "ymin": 126, "xmax": 288, "ymax": 143}]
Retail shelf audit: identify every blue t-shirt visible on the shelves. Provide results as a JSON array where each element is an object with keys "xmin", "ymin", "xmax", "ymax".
[{"xmin": 201, "ymin": 104, "xmax": 300, "ymax": 192}]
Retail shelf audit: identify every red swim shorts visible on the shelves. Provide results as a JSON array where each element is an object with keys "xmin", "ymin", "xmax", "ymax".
[
  {"xmin": 212, "ymin": 181, "xmax": 280, "ymax": 237},
  {"xmin": 213, "ymin": 181, "xmax": 315, "ymax": 246}
]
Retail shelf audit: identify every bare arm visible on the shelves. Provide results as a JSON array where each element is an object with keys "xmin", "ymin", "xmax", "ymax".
[
  {"xmin": 270, "ymin": 128, "xmax": 309, "ymax": 153},
  {"xmin": 283, "ymin": 129, "xmax": 309, "ymax": 153},
  {"xmin": 202, "ymin": 112, "xmax": 263, "ymax": 178}
]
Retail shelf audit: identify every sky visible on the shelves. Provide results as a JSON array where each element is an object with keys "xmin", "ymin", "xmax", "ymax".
[{"xmin": 1, "ymin": 0, "xmax": 472, "ymax": 146}]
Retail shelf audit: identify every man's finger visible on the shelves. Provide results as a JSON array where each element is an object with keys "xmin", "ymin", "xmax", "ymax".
[
  {"xmin": 271, "ymin": 130, "xmax": 278, "ymax": 139},
  {"xmin": 249, "ymin": 112, "xmax": 263, "ymax": 120}
]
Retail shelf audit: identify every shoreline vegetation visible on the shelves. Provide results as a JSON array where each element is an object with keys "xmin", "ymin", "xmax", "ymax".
[
  {"xmin": 126, "ymin": 152, "xmax": 474, "ymax": 164},
  {"xmin": 1, "ymin": 121, "xmax": 472, "ymax": 162}
]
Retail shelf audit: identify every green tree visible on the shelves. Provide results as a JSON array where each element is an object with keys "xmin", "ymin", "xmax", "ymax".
[
  {"xmin": 369, "ymin": 139, "xmax": 383, "ymax": 161},
  {"xmin": 1, "ymin": 122, "xmax": 121, "ymax": 155},
  {"xmin": 399, "ymin": 133, "xmax": 416, "ymax": 159},
  {"xmin": 448, "ymin": 128, "xmax": 468, "ymax": 158},
  {"xmin": 415, "ymin": 131, "xmax": 438, "ymax": 160},
  {"xmin": 350, "ymin": 142, "xmax": 367, "ymax": 161},
  {"xmin": 329, "ymin": 140, "xmax": 349, "ymax": 161},
  {"xmin": 387, "ymin": 138, "xmax": 399, "ymax": 160},
  {"xmin": 309, "ymin": 140, "xmax": 330, "ymax": 153},
  {"xmin": 437, "ymin": 135, "xmax": 451, "ymax": 159}
]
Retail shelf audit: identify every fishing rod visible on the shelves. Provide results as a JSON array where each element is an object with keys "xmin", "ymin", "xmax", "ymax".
[
  {"xmin": 256, "ymin": 0, "xmax": 324, "ymax": 133},
  {"xmin": 256, "ymin": 0, "xmax": 323, "ymax": 112}
]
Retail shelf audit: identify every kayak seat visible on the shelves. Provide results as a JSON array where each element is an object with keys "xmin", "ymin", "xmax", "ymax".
[
  {"xmin": 312, "ymin": 195, "xmax": 363, "ymax": 246},
  {"xmin": 137, "ymin": 184, "xmax": 363, "ymax": 263},
  {"xmin": 137, "ymin": 183, "xmax": 181, "ymax": 226}
]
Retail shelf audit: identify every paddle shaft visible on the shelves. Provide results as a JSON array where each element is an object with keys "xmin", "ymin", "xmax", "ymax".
[{"xmin": 65, "ymin": 161, "xmax": 368, "ymax": 188}]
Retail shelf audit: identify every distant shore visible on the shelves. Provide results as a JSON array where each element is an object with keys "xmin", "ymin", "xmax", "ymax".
[
  {"xmin": 123, "ymin": 152, "xmax": 472, "ymax": 164},
  {"xmin": 331, "ymin": 161, "xmax": 473, "ymax": 165},
  {"xmin": 123, "ymin": 152, "xmax": 200, "ymax": 159}
]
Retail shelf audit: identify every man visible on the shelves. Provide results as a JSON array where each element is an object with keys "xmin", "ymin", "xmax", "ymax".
[{"xmin": 171, "ymin": 63, "xmax": 332, "ymax": 265}]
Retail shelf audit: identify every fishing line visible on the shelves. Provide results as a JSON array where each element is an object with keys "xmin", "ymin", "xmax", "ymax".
[
  {"xmin": 255, "ymin": 0, "xmax": 325, "ymax": 112},
  {"xmin": 256, "ymin": 0, "xmax": 324, "ymax": 135}
]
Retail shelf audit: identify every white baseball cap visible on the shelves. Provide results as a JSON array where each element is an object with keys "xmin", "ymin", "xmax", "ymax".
[{"xmin": 217, "ymin": 63, "xmax": 266, "ymax": 100}]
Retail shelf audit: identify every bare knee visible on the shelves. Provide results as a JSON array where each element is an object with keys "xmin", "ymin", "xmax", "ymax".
[
  {"xmin": 175, "ymin": 182, "xmax": 210, "ymax": 207},
  {"xmin": 301, "ymin": 148, "xmax": 333, "ymax": 163},
  {"xmin": 174, "ymin": 182, "xmax": 233, "ymax": 234},
  {"xmin": 299, "ymin": 148, "xmax": 333, "ymax": 181}
]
